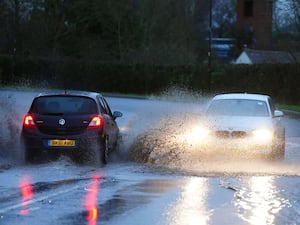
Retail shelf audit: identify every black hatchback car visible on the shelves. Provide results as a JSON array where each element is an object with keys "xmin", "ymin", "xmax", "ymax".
[{"xmin": 21, "ymin": 90, "xmax": 122, "ymax": 164}]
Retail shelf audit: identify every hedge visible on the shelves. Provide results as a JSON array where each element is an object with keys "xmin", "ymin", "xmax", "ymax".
[{"xmin": 0, "ymin": 55, "xmax": 300, "ymax": 104}]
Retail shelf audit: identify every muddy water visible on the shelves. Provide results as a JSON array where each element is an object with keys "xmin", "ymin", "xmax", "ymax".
[
  {"xmin": 0, "ymin": 93, "xmax": 23, "ymax": 163},
  {"xmin": 128, "ymin": 112, "xmax": 300, "ymax": 177},
  {"xmin": 1, "ymin": 89, "xmax": 300, "ymax": 177}
]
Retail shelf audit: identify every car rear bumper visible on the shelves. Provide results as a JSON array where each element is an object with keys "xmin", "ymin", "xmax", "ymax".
[{"xmin": 22, "ymin": 128, "xmax": 103, "ymax": 153}]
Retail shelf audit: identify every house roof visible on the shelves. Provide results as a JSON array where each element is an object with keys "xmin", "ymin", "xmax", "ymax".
[{"xmin": 236, "ymin": 48, "xmax": 299, "ymax": 64}]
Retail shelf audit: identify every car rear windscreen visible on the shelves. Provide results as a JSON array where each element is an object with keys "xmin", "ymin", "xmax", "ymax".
[
  {"xmin": 207, "ymin": 99, "xmax": 269, "ymax": 117},
  {"xmin": 31, "ymin": 96, "xmax": 98, "ymax": 115}
]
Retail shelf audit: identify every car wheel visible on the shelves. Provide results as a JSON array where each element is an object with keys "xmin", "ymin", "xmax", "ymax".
[
  {"xmin": 109, "ymin": 134, "xmax": 124, "ymax": 162},
  {"xmin": 275, "ymin": 129, "xmax": 286, "ymax": 161},
  {"xmin": 20, "ymin": 136, "xmax": 35, "ymax": 163},
  {"xmin": 74, "ymin": 139, "xmax": 101, "ymax": 165},
  {"xmin": 270, "ymin": 134, "xmax": 285, "ymax": 161},
  {"xmin": 24, "ymin": 147, "xmax": 46, "ymax": 163},
  {"xmin": 101, "ymin": 136, "xmax": 109, "ymax": 165},
  {"xmin": 24, "ymin": 147, "xmax": 34, "ymax": 163},
  {"xmin": 46, "ymin": 151, "xmax": 60, "ymax": 162},
  {"xmin": 277, "ymin": 138, "xmax": 286, "ymax": 160}
]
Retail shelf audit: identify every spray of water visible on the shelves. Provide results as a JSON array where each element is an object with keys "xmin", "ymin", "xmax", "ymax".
[
  {"xmin": 1, "ymin": 87, "xmax": 300, "ymax": 176},
  {"xmin": 0, "ymin": 93, "xmax": 23, "ymax": 165},
  {"xmin": 126, "ymin": 87, "xmax": 300, "ymax": 176},
  {"xmin": 115, "ymin": 87, "xmax": 208, "ymax": 162}
]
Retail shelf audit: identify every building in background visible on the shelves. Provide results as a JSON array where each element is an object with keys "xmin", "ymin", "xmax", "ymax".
[
  {"xmin": 235, "ymin": 48, "xmax": 300, "ymax": 64},
  {"xmin": 236, "ymin": 0, "xmax": 273, "ymax": 50}
]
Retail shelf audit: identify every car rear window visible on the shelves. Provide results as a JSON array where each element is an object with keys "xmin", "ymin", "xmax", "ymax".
[
  {"xmin": 31, "ymin": 96, "xmax": 98, "ymax": 115},
  {"xmin": 207, "ymin": 99, "xmax": 269, "ymax": 117}
]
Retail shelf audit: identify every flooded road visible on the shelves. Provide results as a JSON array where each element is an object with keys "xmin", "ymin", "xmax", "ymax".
[
  {"xmin": 0, "ymin": 90, "xmax": 300, "ymax": 224},
  {"xmin": 1, "ymin": 162, "xmax": 300, "ymax": 225}
]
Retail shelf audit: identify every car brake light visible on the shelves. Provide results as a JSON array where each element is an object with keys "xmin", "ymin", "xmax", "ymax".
[
  {"xmin": 23, "ymin": 115, "xmax": 36, "ymax": 128},
  {"xmin": 88, "ymin": 116, "xmax": 103, "ymax": 129}
]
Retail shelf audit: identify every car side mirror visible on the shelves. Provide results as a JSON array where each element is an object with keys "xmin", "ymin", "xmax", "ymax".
[
  {"xmin": 113, "ymin": 111, "xmax": 123, "ymax": 119},
  {"xmin": 274, "ymin": 110, "xmax": 284, "ymax": 117}
]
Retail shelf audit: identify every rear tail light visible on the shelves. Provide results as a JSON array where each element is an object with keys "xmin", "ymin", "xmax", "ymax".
[
  {"xmin": 23, "ymin": 114, "xmax": 36, "ymax": 128},
  {"xmin": 87, "ymin": 116, "xmax": 103, "ymax": 129}
]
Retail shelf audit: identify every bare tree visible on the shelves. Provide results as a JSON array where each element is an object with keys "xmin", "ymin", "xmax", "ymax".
[
  {"xmin": 0, "ymin": 0, "xmax": 214, "ymax": 64},
  {"xmin": 212, "ymin": 0, "xmax": 236, "ymax": 38},
  {"xmin": 291, "ymin": 0, "xmax": 300, "ymax": 31},
  {"xmin": 273, "ymin": 0, "xmax": 300, "ymax": 51}
]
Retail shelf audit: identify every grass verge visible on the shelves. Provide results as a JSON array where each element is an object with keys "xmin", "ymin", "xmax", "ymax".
[{"xmin": 277, "ymin": 104, "xmax": 300, "ymax": 113}]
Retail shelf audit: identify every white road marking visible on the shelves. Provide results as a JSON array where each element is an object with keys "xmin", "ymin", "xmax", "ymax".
[{"xmin": 0, "ymin": 185, "xmax": 81, "ymax": 214}]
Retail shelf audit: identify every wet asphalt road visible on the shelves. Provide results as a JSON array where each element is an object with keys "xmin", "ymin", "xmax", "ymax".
[
  {"xmin": 0, "ymin": 92, "xmax": 300, "ymax": 225},
  {"xmin": 1, "ymin": 161, "xmax": 300, "ymax": 225},
  {"xmin": 282, "ymin": 111, "xmax": 300, "ymax": 162}
]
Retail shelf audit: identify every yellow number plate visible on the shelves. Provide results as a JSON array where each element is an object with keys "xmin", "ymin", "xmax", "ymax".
[{"xmin": 48, "ymin": 139, "xmax": 76, "ymax": 147}]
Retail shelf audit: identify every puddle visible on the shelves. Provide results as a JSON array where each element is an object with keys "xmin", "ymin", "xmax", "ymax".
[
  {"xmin": 129, "ymin": 113, "xmax": 300, "ymax": 176},
  {"xmin": 62, "ymin": 179, "xmax": 181, "ymax": 225}
]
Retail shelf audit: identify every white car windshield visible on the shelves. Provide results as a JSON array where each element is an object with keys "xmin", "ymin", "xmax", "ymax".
[{"xmin": 207, "ymin": 99, "xmax": 270, "ymax": 117}]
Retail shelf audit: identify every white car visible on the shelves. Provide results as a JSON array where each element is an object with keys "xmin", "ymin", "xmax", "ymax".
[{"xmin": 188, "ymin": 93, "xmax": 285, "ymax": 160}]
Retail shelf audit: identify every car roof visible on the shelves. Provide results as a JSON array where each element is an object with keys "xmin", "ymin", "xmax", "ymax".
[
  {"xmin": 35, "ymin": 90, "xmax": 102, "ymax": 100},
  {"xmin": 212, "ymin": 93, "xmax": 270, "ymax": 101}
]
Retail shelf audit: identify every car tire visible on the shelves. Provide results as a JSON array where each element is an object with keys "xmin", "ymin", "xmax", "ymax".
[
  {"xmin": 101, "ymin": 136, "xmax": 109, "ymax": 165},
  {"xmin": 20, "ymin": 136, "xmax": 35, "ymax": 163},
  {"xmin": 270, "ymin": 132, "xmax": 285, "ymax": 161},
  {"xmin": 24, "ymin": 147, "xmax": 34, "ymax": 163},
  {"xmin": 276, "ymin": 129, "xmax": 286, "ymax": 161},
  {"xmin": 277, "ymin": 138, "xmax": 286, "ymax": 161},
  {"xmin": 24, "ymin": 147, "xmax": 46, "ymax": 164},
  {"xmin": 109, "ymin": 134, "xmax": 124, "ymax": 162},
  {"xmin": 74, "ymin": 139, "xmax": 101, "ymax": 165}
]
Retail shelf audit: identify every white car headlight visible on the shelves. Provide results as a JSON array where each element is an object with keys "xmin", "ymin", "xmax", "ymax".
[
  {"xmin": 185, "ymin": 127, "xmax": 210, "ymax": 143},
  {"xmin": 252, "ymin": 129, "xmax": 273, "ymax": 141}
]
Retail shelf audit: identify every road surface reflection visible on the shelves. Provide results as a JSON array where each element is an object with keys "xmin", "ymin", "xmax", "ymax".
[
  {"xmin": 83, "ymin": 173, "xmax": 102, "ymax": 225},
  {"xmin": 19, "ymin": 175, "xmax": 34, "ymax": 215},
  {"xmin": 167, "ymin": 177, "xmax": 210, "ymax": 225},
  {"xmin": 16, "ymin": 172, "xmax": 105, "ymax": 224},
  {"xmin": 10, "ymin": 166, "xmax": 297, "ymax": 225},
  {"xmin": 235, "ymin": 176, "xmax": 291, "ymax": 224}
]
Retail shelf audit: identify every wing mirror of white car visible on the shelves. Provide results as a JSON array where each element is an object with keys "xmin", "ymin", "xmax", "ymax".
[
  {"xmin": 274, "ymin": 110, "xmax": 284, "ymax": 117},
  {"xmin": 113, "ymin": 111, "xmax": 123, "ymax": 119}
]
